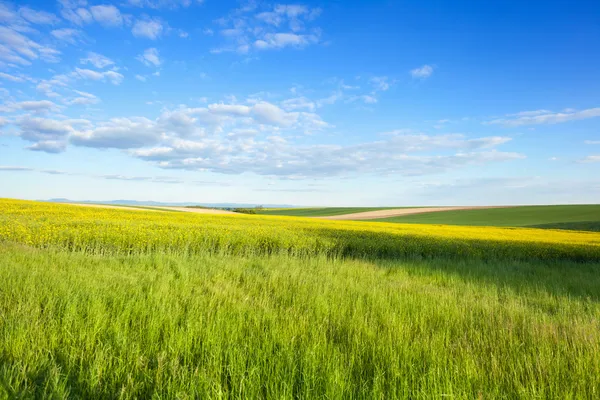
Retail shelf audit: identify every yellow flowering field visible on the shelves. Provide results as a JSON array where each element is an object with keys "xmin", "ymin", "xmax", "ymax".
[{"xmin": 1, "ymin": 198, "xmax": 599, "ymax": 262}]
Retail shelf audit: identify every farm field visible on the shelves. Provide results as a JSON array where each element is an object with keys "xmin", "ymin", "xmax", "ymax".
[
  {"xmin": 1, "ymin": 198, "xmax": 600, "ymax": 398},
  {"xmin": 256, "ymin": 207, "xmax": 399, "ymax": 217},
  {"xmin": 372, "ymin": 204, "xmax": 600, "ymax": 230}
]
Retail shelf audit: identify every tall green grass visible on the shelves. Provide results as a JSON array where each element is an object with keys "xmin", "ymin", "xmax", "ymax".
[{"xmin": 1, "ymin": 244, "xmax": 599, "ymax": 399}]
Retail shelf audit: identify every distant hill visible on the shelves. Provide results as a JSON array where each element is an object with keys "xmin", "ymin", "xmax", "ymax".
[{"xmin": 45, "ymin": 199, "xmax": 299, "ymax": 209}]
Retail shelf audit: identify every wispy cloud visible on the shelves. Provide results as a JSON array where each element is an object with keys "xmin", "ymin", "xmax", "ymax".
[
  {"xmin": 80, "ymin": 52, "xmax": 114, "ymax": 69},
  {"xmin": 137, "ymin": 47, "xmax": 161, "ymax": 66},
  {"xmin": 51, "ymin": 28, "xmax": 83, "ymax": 44},
  {"xmin": 410, "ymin": 64, "xmax": 434, "ymax": 79},
  {"xmin": 488, "ymin": 107, "xmax": 600, "ymax": 127},
  {"xmin": 211, "ymin": 3, "xmax": 323, "ymax": 54},
  {"xmin": 579, "ymin": 155, "xmax": 600, "ymax": 163}
]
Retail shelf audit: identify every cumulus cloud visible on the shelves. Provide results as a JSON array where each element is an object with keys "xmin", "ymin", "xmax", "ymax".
[
  {"xmin": 132, "ymin": 17, "xmax": 164, "ymax": 39},
  {"xmin": 17, "ymin": 116, "xmax": 77, "ymax": 144},
  {"xmin": 134, "ymin": 138, "xmax": 522, "ymax": 179},
  {"xmin": 211, "ymin": 3, "xmax": 323, "ymax": 54},
  {"xmin": 27, "ymin": 140, "xmax": 67, "ymax": 153},
  {"xmin": 253, "ymin": 101, "xmax": 297, "ymax": 126},
  {"xmin": 71, "ymin": 117, "xmax": 161, "ymax": 149},
  {"xmin": 137, "ymin": 47, "xmax": 161, "ymax": 66},
  {"xmin": 0, "ymin": 100, "xmax": 59, "ymax": 114},
  {"xmin": 488, "ymin": 107, "xmax": 600, "ymax": 127},
  {"xmin": 10, "ymin": 95, "xmax": 521, "ymax": 179},
  {"xmin": 410, "ymin": 65, "xmax": 434, "ymax": 79},
  {"xmin": 90, "ymin": 5, "xmax": 123, "ymax": 26},
  {"xmin": 80, "ymin": 52, "xmax": 114, "ymax": 69}
]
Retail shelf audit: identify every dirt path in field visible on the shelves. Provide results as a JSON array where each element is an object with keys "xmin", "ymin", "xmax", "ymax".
[{"xmin": 318, "ymin": 206, "xmax": 511, "ymax": 221}]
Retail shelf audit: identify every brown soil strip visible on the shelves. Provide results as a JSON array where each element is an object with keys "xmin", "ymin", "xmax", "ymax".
[{"xmin": 318, "ymin": 206, "xmax": 512, "ymax": 221}]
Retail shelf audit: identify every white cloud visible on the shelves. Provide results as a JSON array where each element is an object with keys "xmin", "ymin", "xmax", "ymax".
[
  {"xmin": 212, "ymin": 3, "xmax": 323, "ymax": 54},
  {"xmin": 10, "ymin": 99, "xmax": 522, "ymax": 177},
  {"xmin": 370, "ymin": 76, "xmax": 390, "ymax": 91},
  {"xmin": 253, "ymin": 102, "xmax": 298, "ymax": 126},
  {"xmin": 488, "ymin": 107, "xmax": 600, "ymax": 127},
  {"xmin": 68, "ymin": 90, "xmax": 100, "ymax": 105},
  {"xmin": 74, "ymin": 68, "xmax": 124, "ymax": 85},
  {"xmin": 137, "ymin": 47, "xmax": 161, "ymax": 66},
  {"xmin": 0, "ymin": 26, "xmax": 61, "ymax": 65},
  {"xmin": 348, "ymin": 95, "xmax": 378, "ymax": 105},
  {"xmin": 132, "ymin": 17, "xmax": 164, "ymax": 39},
  {"xmin": 19, "ymin": 7, "xmax": 60, "ymax": 25},
  {"xmin": 51, "ymin": 28, "xmax": 82, "ymax": 44},
  {"xmin": 27, "ymin": 140, "xmax": 67, "ymax": 153},
  {"xmin": 90, "ymin": 5, "xmax": 123, "ymax": 27},
  {"xmin": 580, "ymin": 155, "xmax": 600, "ymax": 163},
  {"xmin": 60, "ymin": 7, "xmax": 93, "ymax": 26},
  {"xmin": 254, "ymin": 33, "xmax": 319, "ymax": 50},
  {"xmin": 71, "ymin": 117, "xmax": 161, "ymax": 149},
  {"xmin": 0, "ymin": 100, "xmax": 59, "ymax": 114},
  {"xmin": 208, "ymin": 103, "xmax": 251, "ymax": 116},
  {"xmin": 80, "ymin": 52, "xmax": 114, "ymax": 69},
  {"xmin": 17, "ymin": 116, "xmax": 77, "ymax": 143},
  {"xmin": 281, "ymin": 97, "xmax": 316, "ymax": 112},
  {"xmin": 410, "ymin": 65, "xmax": 434, "ymax": 79},
  {"xmin": 507, "ymin": 110, "xmax": 552, "ymax": 117},
  {"xmin": 132, "ymin": 134, "xmax": 521, "ymax": 179},
  {"xmin": 126, "ymin": 0, "xmax": 195, "ymax": 9},
  {"xmin": 585, "ymin": 140, "xmax": 600, "ymax": 145},
  {"xmin": 15, "ymin": 100, "xmax": 58, "ymax": 112},
  {"xmin": 0, "ymin": 72, "xmax": 25, "ymax": 82},
  {"xmin": 135, "ymin": 74, "xmax": 147, "ymax": 82}
]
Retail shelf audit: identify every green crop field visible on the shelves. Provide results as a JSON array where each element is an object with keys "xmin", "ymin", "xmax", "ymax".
[
  {"xmin": 372, "ymin": 205, "xmax": 600, "ymax": 230},
  {"xmin": 257, "ymin": 207, "xmax": 398, "ymax": 217},
  {"xmin": 1, "ymin": 199, "xmax": 600, "ymax": 398}
]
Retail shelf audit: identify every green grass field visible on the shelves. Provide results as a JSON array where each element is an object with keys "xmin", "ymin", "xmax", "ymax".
[
  {"xmin": 1, "ymin": 199, "xmax": 600, "ymax": 398},
  {"xmin": 257, "ymin": 207, "xmax": 398, "ymax": 217},
  {"xmin": 373, "ymin": 205, "xmax": 600, "ymax": 230},
  {"xmin": 2, "ymin": 245, "xmax": 599, "ymax": 398}
]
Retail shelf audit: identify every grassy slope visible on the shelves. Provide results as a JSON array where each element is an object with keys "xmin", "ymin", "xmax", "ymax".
[
  {"xmin": 257, "ymin": 207, "xmax": 398, "ymax": 217},
  {"xmin": 372, "ymin": 205, "xmax": 600, "ymax": 228},
  {"xmin": 1, "ymin": 244, "xmax": 599, "ymax": 398}
]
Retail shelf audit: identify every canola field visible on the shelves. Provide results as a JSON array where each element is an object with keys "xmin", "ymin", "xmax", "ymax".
[
  {"xmin": 1, "ymin": 198, "xmax": 600, "ymax": 398},
  {"xmin": 1, "ymin": 199, "xmax": 599, "ymax": 262}
]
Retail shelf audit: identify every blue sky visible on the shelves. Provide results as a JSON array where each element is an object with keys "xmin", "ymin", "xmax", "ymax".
[{"xmin": 0, "ymin": 0, "xmax": 599, "ymax": 206}]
